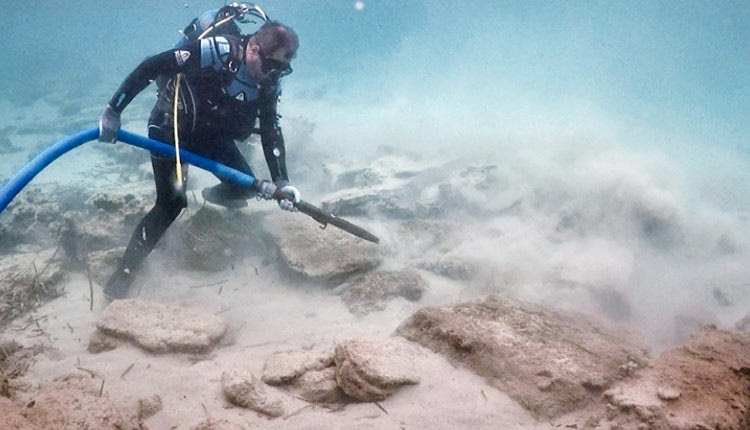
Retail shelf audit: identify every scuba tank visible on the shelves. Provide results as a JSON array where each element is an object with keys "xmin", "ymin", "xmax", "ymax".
[
  {"xmin": 178, "ymin": 2, "xmax": 269, "ymax": 46},
  {"xmin": 165, "ymin": 3, "xmax": 270, "ymax": 186}
]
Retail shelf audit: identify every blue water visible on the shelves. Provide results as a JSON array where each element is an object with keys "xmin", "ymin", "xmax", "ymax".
[
  {"xmin": 2, "ymin": 1, "xmax": 746, "ymax": 145},
  {"xmin": 0, "ymin": 1, "xmax": 748, "ymax": 342}
]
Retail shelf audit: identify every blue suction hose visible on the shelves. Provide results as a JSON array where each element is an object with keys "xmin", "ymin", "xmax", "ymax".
[{"xmin": 0, "ymin": 126, "xmax": 259, "ymax": 214}]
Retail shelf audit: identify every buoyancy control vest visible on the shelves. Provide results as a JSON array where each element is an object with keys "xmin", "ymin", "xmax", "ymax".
[{"xmin": 153, "ymin": 3, "xmax": 273, "ymax": 138}]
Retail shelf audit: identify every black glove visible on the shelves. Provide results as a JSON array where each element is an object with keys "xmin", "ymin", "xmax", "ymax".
[{"xmin": 99, "ymin": 105, "xmax": 121, "ymax": 143}]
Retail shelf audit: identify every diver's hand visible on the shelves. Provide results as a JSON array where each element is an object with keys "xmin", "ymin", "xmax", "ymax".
[
  {"xmin": 98, "ymin": 105, "xmax": 121, "ymax": 143},
  {"xmin": 277, "ymin": 184, "xmax": 300, "ymax": 212}
]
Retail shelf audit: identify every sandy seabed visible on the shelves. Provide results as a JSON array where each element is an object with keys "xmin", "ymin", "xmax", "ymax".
[
  {"xmin": 2, "ymin": 251, "xmax": 549, "ymax": 429},
  {"xmin": 1, "ymin": 92, "xmax": 749, "ymax": 429}
]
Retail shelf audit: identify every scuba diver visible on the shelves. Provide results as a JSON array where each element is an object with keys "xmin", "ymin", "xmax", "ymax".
[{"xmin": 98, "ymin": 3, "xmax": 300, "ymax": 301}]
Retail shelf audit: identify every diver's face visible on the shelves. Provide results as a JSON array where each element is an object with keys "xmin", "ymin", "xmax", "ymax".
[{"xmin": 246, "ymin": 44, "xmax": 293, "ymax": 85}]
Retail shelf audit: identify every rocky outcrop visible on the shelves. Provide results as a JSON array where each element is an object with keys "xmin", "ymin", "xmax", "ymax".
[
  {"xmin": 94, "ymin": 299, "xmax": 227, "ymax": 353},
  {"xmin": 337, "ymin": 268, "xmax": 428, "ymax": 315},
  {"xmin": 334, "ymin": 337, "xmax": 421, "ymax": 402},
  {"xmin": 261, "ymin": 211, "xmax": 383, "ymax": 283},
  {"xmin": 0, "ymin": 186, "xmax": 148, "ymax": 255},
  {"xmin": 595, "ymin": 327, "xmax": 750, "ymax": 429},
  {"xmin": 0, "ymin": 187, "xmax": 67, "ymax": 253},
  {"xmin": 395, "ymin": 295, "xmax": 649, "ymax": 419}
]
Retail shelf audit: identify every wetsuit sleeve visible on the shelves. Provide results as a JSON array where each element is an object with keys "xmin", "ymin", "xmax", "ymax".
[
  {"xmin": 107, "ymin": 43, "xmax": 203, "ymax": 113},
  {"xmin": 259, "ymin": 87, "xmax": 290, "ymax": 183}
]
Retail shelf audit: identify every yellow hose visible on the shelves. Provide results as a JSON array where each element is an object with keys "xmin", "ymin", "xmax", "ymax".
[
  {"xmin": 173, "ymin": 73, "xmax": 184, "ymax": 188},
  {"xmin": 198, "ymin": 15, "xmax": 235, "ymax": 39},
  {"xmin": 172, "ymin": 12, "xmax": 237, "ymax": 189}
]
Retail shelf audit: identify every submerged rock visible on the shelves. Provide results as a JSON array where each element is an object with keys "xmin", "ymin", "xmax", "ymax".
[
  {"xmin": 170, "ymin": 205, "xmax": 267, "ymax": 272},
  {"xmin": 221, "ymin": 368, "xmax": 287, "ymax": 417},
  {"xmin": 321, "ymin": 160, "xmax": 508, "ymax": 220},
  {"xmin": 95, "ymin": 299, "xmax": 227, "ymax": 353},
  {"xmin": 262, "ymin": 349, "xmax": 335, "ymax": 385},
  {"xmin": 338, "ymin": 268, "xmax": 428, "ymax": 315},
  {"xmin": 0, "ymin": 187, "xmax": 65, "ymax": 252},
  {"xmin": 261, "ymin": 348, "xmax": 341, "ymax": 403},
  {"xmin": 334, "ymin": 337, "xmax": 421, "ymax": 402},
  {"xmin": 598, "ymin": 327, "xmax": 750, "ymax": 429},
  {"xmin": 321, "ymin": 156, "xmax": 439, "ymax": 219},
  {"xmin": 321, "ymin": 188, "xmax": 410, "ymax": 219},
  {"xmin": 260, "ymin": 211, "xmax": 383, "ymax": 283},
  {"xmin": 262, "ymin": 338, "xmax": 421, "ymax": 404},
  {"xmin": 395, "ymin": 295, "xmax": 649, "ymax": 419},
  {"xmin": 294, "ymin": 367, "xmax": 342, "ymax": 403},
  {"xmin": 0, "ymin": 185, "xmax": 147, "ymax": 262}
]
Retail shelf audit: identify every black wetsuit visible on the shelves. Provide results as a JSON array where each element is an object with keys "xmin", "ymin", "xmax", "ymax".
[{"xmin": 105, "ymin": 35, "xmax": 289, "ymax": 296}]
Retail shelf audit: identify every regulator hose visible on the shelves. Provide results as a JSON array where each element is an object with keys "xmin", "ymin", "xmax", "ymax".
[{"xmin": 0, "ymin": 126, "xmax": 259, "ymax": 214}]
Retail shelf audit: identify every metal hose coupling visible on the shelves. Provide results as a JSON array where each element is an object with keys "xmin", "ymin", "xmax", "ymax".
[{"xmin": 255, "ymin": 179, "xmax": 278, "ymax": 200}]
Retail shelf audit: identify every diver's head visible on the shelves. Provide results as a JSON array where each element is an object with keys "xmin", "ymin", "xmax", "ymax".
[{"xmin": 245, "ymin": 22, "xmax": 299, "ymax": 85}]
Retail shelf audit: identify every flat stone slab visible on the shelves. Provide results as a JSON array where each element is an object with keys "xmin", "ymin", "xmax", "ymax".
[
  {"xmin": 95, "ymin": 299, "xmax": 227, "ymax": 353},
  {"xmin": 396, "ymin": 295, "xmax": 649, "ymax": 419},
  {"xmin": 334, "ymin": 337, "xmax": 421, "ymax": 402},
  {"xmin": 261, "ymin": 212, "xmax": 383, "ymax": 283}
]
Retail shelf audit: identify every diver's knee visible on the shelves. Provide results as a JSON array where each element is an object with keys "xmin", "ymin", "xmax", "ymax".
[
  {"xmin": 153, "ymin": 196, "xmax": 186, "ymax": 221},
  {"xmin": 173, "ymin": 192, "xmax": 188, "ymax": 212}
]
